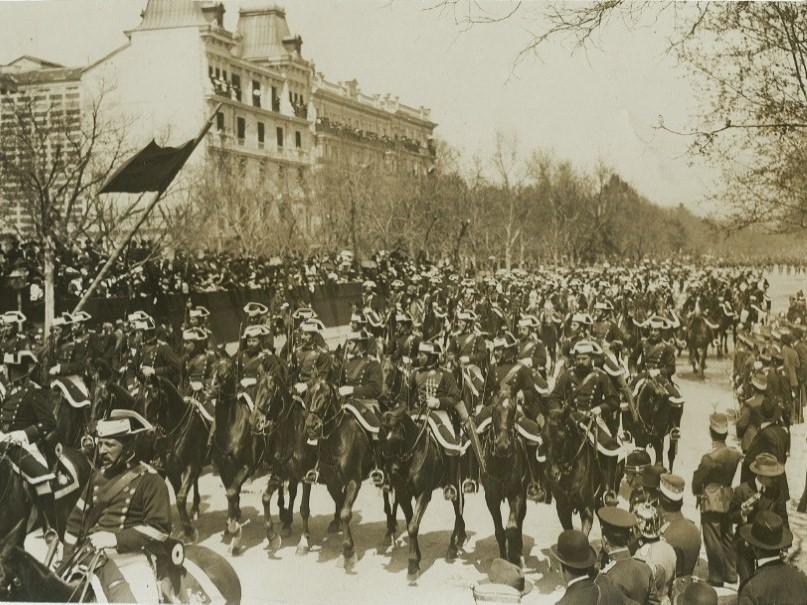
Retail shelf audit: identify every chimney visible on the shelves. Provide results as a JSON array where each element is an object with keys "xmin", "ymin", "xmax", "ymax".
[{"xmin": 237, "ymin": 5, "xmax": 302, "ymax": 63}]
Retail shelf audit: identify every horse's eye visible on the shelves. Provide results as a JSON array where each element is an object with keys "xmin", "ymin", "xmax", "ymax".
[{"xmin": 12, "ymin": 577, "xmax": 20, "ymax": 588}]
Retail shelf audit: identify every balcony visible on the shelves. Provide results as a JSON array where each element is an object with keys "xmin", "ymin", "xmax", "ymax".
[
  {"xmin": 208, "ymin": 131, "xmax": 311, "ymax": 164},
  {"xmin": 314, "ymin": 117, "xmax": 433, "ymax": 156}
]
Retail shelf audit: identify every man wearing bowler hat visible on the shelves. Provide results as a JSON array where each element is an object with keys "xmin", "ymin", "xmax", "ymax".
[
  {"xmin": 597, "ymin": 506, "xmax": 654, "ymax": 604},
  {"xmin": 551, "ymin": 529, "xmax": 631, "ymax": 604},
  {"xmin": 736, "ymin": 511, "xmax": 807, "ymax": 604},
  {"xmin": 692, "ymin": 411, "xmax": 742, "ymax": 587},
  {"xmin": 740, "ymin": 395, "xmax": 790, "ymax": 499},
  {"xmin": 730, "ymin": 452, "xmax": 789, "ymax": 583}
]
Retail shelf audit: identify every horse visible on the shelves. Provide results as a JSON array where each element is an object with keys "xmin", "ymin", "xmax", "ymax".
[
  {"xmin": 249, "ymin": 371, "xmax": 317, "ymax": 553},
  {"xmin": 0, "ymin": 518, "xmax": 243, "ymax": 604},
  {"xmin": 480, "ymin": 390, "xmax": 528, "ymax": 565},
  {"xmin": 542, "ymin": 407, "xmax": 602, "ymax": 536},
  {"xmin": 88, "ymin": 370, "xmax": 140, "ymax": 430},
  {"xmin": 142, "ymin": 376, "xmax": 210, "ymax": 540},
  {"xmin": 304, "ymin": 376, "xmax": 374, "ymax": 569},
  {"xmin": 379, "ymin": 405, "xmax": 467, "ymax": 580},
  {"xmin": 686, "ymin": 313, "xmax": 711, "ymax": 378},
  {"xmin": 626, "ymin": 374, "xmax": 678, "ymax": 471}
]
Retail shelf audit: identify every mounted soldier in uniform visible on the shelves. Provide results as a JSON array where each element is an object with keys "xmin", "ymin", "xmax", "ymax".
[
  {"xmin": 133, "ymin": 314, "xmax": 180, "ymax": 388},
  {"xmin": 49, "ymin": 311, "xmax": 94, "ymax": 411},
  {"xmin": 638, "ymin": 315, "xmax": 684, "ymax": 439}
]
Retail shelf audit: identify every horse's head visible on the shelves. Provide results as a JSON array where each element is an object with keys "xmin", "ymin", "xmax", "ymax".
[
  {"xmin": 0, "ymin": 519, "xmax": 26, "ymax": 602},
  {"xmin": 303, "ymin": 376, "xmax": 336, "ymax": 442},
  {"xmin": 490, "ymin": 389, "xmax": 517, "ymax": 458},
  {"xmin": 543, "ymin": 407, "xmax": 574, "ymax": 482},
  {"xmin": 250, "ymin": 372, "xmax": 284, "ymax": 433},
  {"xmin": 207, "ymin": 357, "xmax": 235, "ymax": 402},
  {"xmin": 379, "ymin": 405, "xmax": 409, "ymax": 463}
]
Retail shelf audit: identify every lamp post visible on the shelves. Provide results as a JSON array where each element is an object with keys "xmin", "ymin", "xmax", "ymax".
[{"xmin": 8, "ymin": 267, "xmax": 28, "ymax": 313}]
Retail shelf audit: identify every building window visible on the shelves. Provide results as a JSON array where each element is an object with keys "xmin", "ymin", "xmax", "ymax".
[
  {"xmin": 237, "ymin": 117, "xmax": 246, "ymax": 144},
  {"xmin": 216, "ymin": 112, "xmax": 225, "ymax": 131},
  {"xmin": 231, "ymin": 74, "xmax": 241, "ymax": 102},
  {"xmin": 276, "ymin": 126, "xmax": 284, "ymax": 147},
  {"xmin": 271, "ymin": 86, "xmax": 279, "ymax": 112},
  {"xmin": 252, "ymin": 80, "xmax": 261, "ymax": 108},
  {"xmin": 257, "ymin": 122, "xmax": 265, "ymax": 147},
  {"xmin": 295, "ymin": 130, "xmax": 302, "ymax": 149}
]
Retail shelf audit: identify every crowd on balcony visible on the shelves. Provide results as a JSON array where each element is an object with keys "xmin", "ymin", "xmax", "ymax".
[{"xmin": 315, "ymin": 116, "xmax": 429, "ymax": 154}]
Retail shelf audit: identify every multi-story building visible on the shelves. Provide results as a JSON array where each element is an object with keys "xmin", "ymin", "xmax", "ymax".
[{"xmin": 1, "ymin": 0, "xmax": 436, "ymax": 235}]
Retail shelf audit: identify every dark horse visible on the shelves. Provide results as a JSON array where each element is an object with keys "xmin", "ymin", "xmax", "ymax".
[
  {"xmin": 304, "ymin": 376, "xmax": 374, "ymax": 569},
  {"xmin": 626, "ymin": 374, "xmax": 678, "ymax": 471},
  {"xmin": 542, "ymin": 408, "xmax": 602, "ymax": 536},
  {"xmin": 379, "ymin": 405, "xmax": 467, "ymax": 580},
  {"xmin": 250, "ymin": 371, "xmax": 317, "ymax": 553},
  {"xmin": 686, "ymin": 313, "xmax": 711, "ymax": 378},
  {"xmin": 142, "ymin": 376, "xmax": 210, "ymax": 540},
  {"xmin": 481, "ymin": 390, "xmax": 528, "ymax": 565},
  {"xmin": 0, "ymin": 518, "xmax": 243, "ymax": 604}
]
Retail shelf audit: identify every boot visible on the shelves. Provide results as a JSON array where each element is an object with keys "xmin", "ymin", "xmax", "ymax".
[
  {"xmin": 462, "ymin": 417, "xmax": 487, "ymax": 475},
  {"xmin": 525, "ymin": 446, "xmax": 545, "ymax": 502},
  {"xmin": 369, "ymin": 438, "xmax": 386, "ymax": 487},
  {"xmin": 37, "ymin": 492, "xmax": 60, "ymax": 539}
]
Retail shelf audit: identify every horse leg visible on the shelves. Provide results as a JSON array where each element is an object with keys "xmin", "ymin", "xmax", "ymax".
[
  {"xmin": 406, "ymin": 491, "xmax": 431, "ymax": 580},
  {"xmin": 451, "ymin": 489, "xmax": 467, "ymax": 553},
  {"xmin": 281, "ymin": 481, "xmax": 297, "ymax": 537},
  {"xmin": 580, "ymin": 506, "xmax": 594, "ymax": 537},
  {"xmin": 505, "ymin": 493, "xmax": 525, "ymax": 566},
  {"xmin": 667, "ymin": 436, "xmax": 678, "ymax": 472},
  {"xmin": 296, "ymin": 481, "xmax": 313, "ymax": 556},
  {"xmin": 486, "ymin": 490, "xmax": 507, "ymax": 559},
  {"xmin": 191, "ymin": 478, "xmax": 201, "ymax": 520},
  {"xmin": 382, "ymin": 487, "xmax": 398, "ymax": 548},
  {"xmin": 176, "ymin": 465, "xmax": 199, "ymax": 541},
  {"xmin": 226, "ymin": 464, "xmax": 252, "ymax": 555},
  {"xmin": 555, "ymin": 495, "xmax": 573, "ymax": 531},
  {"xmin": 262, "ymin": 476, "xmax": 282, "ymax": 550},
  {"xmin": 327, "ymin": 485, "xmax": 343, "ymax": 534},
  {"xmin": 337, "ymin": 478, "xmax": 361, "ymax": 570}
]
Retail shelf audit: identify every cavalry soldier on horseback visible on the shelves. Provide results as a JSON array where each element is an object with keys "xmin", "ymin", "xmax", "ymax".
[
  {"xmin": 62, "ymin": 413, "xmax": 171, "ymax": 603},
  {"xmin": 236, "ymin": 324, "xmax": 286, "ymax": 410},
  {"xmin": 0, "ymin": 348, "xmax": 59, "ymax": 539},
  {"xmin": 349, "ymin": 310, "xmax": 380, "ymax": 360},
  {"xmin": 184, "ymin": 305, "xmax": 218, "ymax": 351},
  {"xmin": 559, "ymin": 312, "xmax": 592, "ymax": 364},
  {"xmin": 180, "ymin": 327, "xmax": 218, "ymax": 423},
  {"xmin": 639, "ymin": 315, "xmax": 684, "ymax": 438},
  {"xmin": 446, "ymin": 309, "xmax": 489, "ymax": 399},
  {"xmin": 515, "ymin": 315, "xmax": 550, "ymax": 381},
  {"xmin": 397, "ymin": 341, "xmax": 482, "ymax": 501},
  {"xmin": 550, "ymin": 339, "xmax": 621, "ymax": 505},
  {"xmin": 1, "ymin": 311, "xmax": 31, "ymax": 364},
  {"xmin": 592, "ymin": 301, "xmax": 621, "ymax": 345},
  {"xmin": 291, "ymin": 318, "xmax": 331, "ymax": 386},
  {"xmin": 49, "ymin": 311, "xmax": 94, "ymax": 409},
  {"xmin": 134, "ymin": 314, "xmax": 180, "ymax": 387}
]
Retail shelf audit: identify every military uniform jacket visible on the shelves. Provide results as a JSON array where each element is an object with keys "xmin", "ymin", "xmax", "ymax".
[
  {"xmin": 140, "ymin": 339, "xmax": 180, "ymax": 385},
  {"xmin": 389, "ymin": 332, "xmax": 420, "ymax": 366},
  {"xmin": 737, "ymin": 559, "xmax": 807, "ymax": 605},
  {"xmin": 65, "ymin": 460, "xmax": 171, "ymax": 555},
  {"xmin": 181, "ymin": 350, "xmax": 218, "ymax": 393},
  {"xmin": 557, "ymin": 575, "xmax": 634, "ymax": 605},
  {"xmin": 343, "ymin": 355, "xmax": 383, "ymax": 400},
  {"xmin": 449, "ymin": 331, "xmax": 488, "ymax": 368},
  {"xmin": 740, "ymin": 422, "xmax": 790, "ymax": 496},
  {"xmin": 661, "ymin": 511, "xmax": 702, "ymax": 577},
  {"xmin": 0, "ymin": 382, "xmax": 55, "ymax": 441},
  {"xmin": 238, "ymin": 349, "xmax": 286, "ymax": 384},
  {"xmin": 54, "ymin": 335, "xmax": 94, "ymax": 375},
  {"xmin": 592, "ymin": 320, "xmax": 621, "ymax": 344},
  {"xmin": 599, "ymin": 548, "xmax": 653, "ymax": 605},
  {"xmin": 1, "ymin": 333, "xmax": 31, "ymax": 362},
  {"xmin": 517, "ymin": 337, "xmax": 548, "ymax": 373},
  {"xmin": 640, "ymin": 340, "xmax": 676, "ymax": 378},
  {"xmin": 397, "ymin": 366, "xmax": 460, "ymax": 412},
  {"xmin": 549, "ymin": 367, "xmax": 619, "ymax": 414},
  {"xmin": 692, "ymin": 442, "xmax": 742, "ymax": 498},
  {"xmin": 293, "ymin": 344, "xmax": 330, "ymax": 383}
]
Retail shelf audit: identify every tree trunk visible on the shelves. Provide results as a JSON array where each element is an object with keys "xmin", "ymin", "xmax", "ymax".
[{"xmin": 44, "ymin": 240, "xmax": 55, "ymax": 339}]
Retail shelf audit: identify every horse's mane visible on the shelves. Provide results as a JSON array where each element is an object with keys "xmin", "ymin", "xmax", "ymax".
[{"xmin": 5, "ymin": 545, "xmax": 79, "ymax": 602}]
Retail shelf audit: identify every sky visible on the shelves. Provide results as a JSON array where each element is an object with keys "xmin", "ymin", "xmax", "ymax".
[{"xmin": 0, "ymin": 0, "xmax": 718, "ymax": 212}]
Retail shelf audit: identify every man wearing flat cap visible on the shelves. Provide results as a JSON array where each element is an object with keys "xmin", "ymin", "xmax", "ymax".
[
  {"xmin": 63, "ymin": 413, "xmax": 170, "ymax": 603},
  {"xmin": 730, "ymin": 452, "xmax": 789, "ymax": 583},
  {"xmin": 551, "ymin": 529, "xmax": 631, "ymax": 604},
  {"xmin": 692, "ymin": 412, "xmax": 742, "ymax": 587},
  {"xmin": 736, "ymin": 511, "xmax": 807, "ymax": 604},
  {"xmin": 596, "ymin": 506, "xmax": 654, "ymax": 604},
  {"xmin": 658, "ymin": 473, "xmax": 701, "ymax": 580}
]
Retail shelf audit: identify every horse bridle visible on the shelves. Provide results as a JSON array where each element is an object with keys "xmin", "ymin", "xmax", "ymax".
[{"xmin": 550, "ymin": 413, "xmax": 596, "ymax": 476}]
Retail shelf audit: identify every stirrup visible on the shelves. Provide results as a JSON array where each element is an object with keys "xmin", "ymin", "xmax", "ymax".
[
  {"xmin": 303, "ymin": 469, "xmax": 319, "ymax": 484},
  {"xmin": 443, "ymin": 485, "xmax": 458, "ymax": 501},
  {"xmin": 670, "ymin": 427, "xmax": 681, "ymax": 441},
  {"xmin": 461, "ymin": 478, "xmax": 479, "ymax": 494},
  {"xmin": 43, "ymin": 527, "xmax": 59, "ymax": 544},
  {"xmin": 369, "ymin": 468, "xmax": 385, "ymax": 487}
]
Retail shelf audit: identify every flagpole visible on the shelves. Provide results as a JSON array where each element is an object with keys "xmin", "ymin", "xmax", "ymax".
[{"xmin": 73, "ymin": 103, "xmax": 221, "ymax": 314}]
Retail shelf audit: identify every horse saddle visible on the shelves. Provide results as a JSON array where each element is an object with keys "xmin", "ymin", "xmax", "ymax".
[
  {"xmin": 474, "ymin": 406, "xmax": 543, "ymax": 445},
  {"xmin": 343, "ymin": 398, "xmax": 380, "ymax": 435},
  {"xmin": 577, "ymin": 418, "xmax": 624, "ymax": 458},
  {"xmin": 411, "ymin": 410, "xmax": 464, "ymax": 456},
  {"xmin": 51, "ymin": 375, "xmax": 91, "ymax": 408},
  {"xmin": 184, "ymin": 395, "xmax": 214, "ymax": 425}
]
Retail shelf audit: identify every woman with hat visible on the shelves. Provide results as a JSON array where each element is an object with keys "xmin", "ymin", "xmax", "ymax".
[
  {"xmin": 550, "ymin": 529, "xmax": 627, "ymax": 605},
  {"xmin": 62, "ymin": 413, "xmax": 170, "ymax": 603},
  {"xmin": 730, "ymin": 452, "xmax": 790, "ymax": 583},
  {"xmin": 736, "ymin": 511, "xmax": 807, "ymax": 604}
]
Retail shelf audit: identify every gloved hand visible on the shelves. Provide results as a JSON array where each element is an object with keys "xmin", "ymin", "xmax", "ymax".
[
  {"xmin": 88, "ymin": 531, "xmax": 117, "ymax": 550},
  {"xmin": 141, "ymin": 365, "xmax": 155, "ymax": 378},
  {"xmin": 459, "ymin": 355, "xmax": 470, "ymax": 365},
  {"xmin": 426, "ymin": 397, "xmax": 440, "ymax": 410},
  {"xmin": 5, "ymin": 430, "xmax": 28, "ymax": 446},
  {"xmin": 49, "ymin": 364, "xmax": 61, "ymax": 376},
  {"xmin": 590, "ymin": 406, "xmax": 603, "ymax": 417},
  {"xmin": 339, "ymin": 385, "xmax": 354, "ymax": 397}
]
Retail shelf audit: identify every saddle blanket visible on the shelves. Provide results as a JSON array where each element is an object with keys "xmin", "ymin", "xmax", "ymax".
[
  {"xmin": 343, "ymin": 399, "xmax": 381, "ymax": 434},
  {"xmin": 474, "ymin": 406, "xmax": 543, "ymax": 445},
  {"xmin": 51, "ymin": 375, "xmax": 90, "ymax": 408},
  {"xmin": 411, "ymin": 410, "xmax": 465, "ymax": 456}
]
